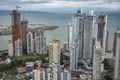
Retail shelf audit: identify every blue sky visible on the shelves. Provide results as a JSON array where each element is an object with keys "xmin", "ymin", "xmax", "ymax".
[{"xmin": 0, "ymin": 0, "xmax": 120, "ymax": 12}]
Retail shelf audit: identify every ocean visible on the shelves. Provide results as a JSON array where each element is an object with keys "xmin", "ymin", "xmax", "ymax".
[{"xmin": 0, "ymin": 10, "xmax": 120, "ymax": 50}]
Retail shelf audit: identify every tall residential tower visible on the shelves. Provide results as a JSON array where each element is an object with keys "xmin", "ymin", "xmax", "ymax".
[
  {"xmin": 10, "ymin": 10, "xmax": 22, "ymax": 55},
  {"xmin": 113, "ymin": 29, "xmax": 120, "ymax": 80}
]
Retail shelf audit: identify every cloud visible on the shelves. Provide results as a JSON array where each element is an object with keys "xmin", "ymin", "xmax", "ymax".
[{"xmin": 0, "ymin": 0, "xmax": 120, "ymax": 12}]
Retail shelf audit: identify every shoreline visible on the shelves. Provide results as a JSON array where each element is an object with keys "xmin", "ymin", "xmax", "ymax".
[{"xmin": 0, "ymin": 26, "xmax": 59, "ymax": 35}]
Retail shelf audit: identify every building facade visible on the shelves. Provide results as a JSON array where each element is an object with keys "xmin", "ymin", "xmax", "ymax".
[
  {"xmin": 113, "ymin": 29, "xmax": 120, "ymax": 80},
  {"xmin": 10, "ymin": 10, "xmax": 22, "ymax": 55},
  {"xmin": 21, "ymin": 18, "xmax": 28, "ymax": 54},
  {"xmin": 69, "ymin": 10, "xmax": 98, "ymax": 69},
  {"xmin": 49, "ymin": 39, "xmax": 60, "ymax": 65},
  {"xmin": 33, "ymin": 69, "xmax": 45, "ymax": 80},
  {"xmin": 27, "ymin": 31, "xmax": 35, "ymax": 54},
  {"xmin": 8, "ymin": 40, "xmax": 14, "ymax": 56},
  {"xmin": 60, "ymin": 69, "xmax": 71, "ymax": 80},
  {"xmin": 35, "ymin": 30, "xmax": 46, "ymax": 54},
  {"xmin": 93, "ymin": 41, "xmax": 103, "ymax": 80},
  {"xmin": 97, "ymin": 14, "xmax": 107, "ymax": 52},
  {"xmin": 14, "ymin": 39, "xmax": 23, "ymax": 56}
]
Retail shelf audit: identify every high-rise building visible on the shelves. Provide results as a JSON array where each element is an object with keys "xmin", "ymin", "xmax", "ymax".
[
  {"xmin": 10, "ymin": 10, "xmax": 22, "ymax": 55},
  {"xmin": 97, "ymin": 14, "xmax": 107, "ymax": 52},
  {"xmin": 93, "ymin": 41, "xmax": 103, "ymax": 80},
  {"xmin": 72, "ymin": 9, "xmax": 84, "ymax": 62},
  {"xmin": 69, "ymin": 10, "xmax": 98, "ymax": 69},
  {"xmin": 14, "ymin": 39, "xmax": 23, "ymax": 56},
  {"xmin": 49, "ymin": 39, "xmax": 60, "ymax": 65},
  {"xmin": 27, "ymin": 31, "xmax": 35, "ymax": 53},
  {"xmin": 113, "ymin": 29, "xmax": 120, "ymax": 80},
  {"xmin": 21, "ymin": 18, "xmax": 28, "ymax": 54},
  {"xmin": 8, "ymin": 40, "xmax": 13, "ymax": 56},
  {"xmin": 35, "ymin": 30, "xmax": 46, "ymax": 54},
  {"xmin": 68, "ymin": 23, "xmax": 73, "ymax": 51},
  {"xmin": 105, "ymin": 31, "xmax": 109, "ymax": 51},
  {"xmin": 83, "ymin": 10, "xmax": 98, "ymax": 60}
]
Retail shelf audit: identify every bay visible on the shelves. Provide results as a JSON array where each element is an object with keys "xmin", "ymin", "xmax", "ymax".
[{"xmin": 0, "ymin": 10, "xmax": 120, "ymax": 50}]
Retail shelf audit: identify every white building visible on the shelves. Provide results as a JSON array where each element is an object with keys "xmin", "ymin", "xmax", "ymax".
[
  {"xmin": 60, "ymin": 69, "xmax": 71, "ymax": 80},
  {"xmin": 8, "ymin": 40, "xmax": 14, "ymax": 56},
  {"xmin": 27, "ymin": 31, "xmax": 34, "ymax": 53},
  {"xmin": 83, "ymin": 11, "xmax": 98, "ymax": 60},
  {"xmin": 33, "ymin": 68, "xmax": 45, "ymax": 80},
  {"xmin": 68, "ymin": 23, "xmax": 73, "ymax": 51},
  {"xmin": 35, "ymin": 30, "xmax": 46, "ymax": 54},
  {"xmin": 49, "ymin": 39, "xmax": 60, "ymax": 65},
  {"xmin": 113, "ymin": 29, "xmax": 120, "ymax": 80},
  {"xmin": 93, "ymin": 41, "xmax": 103, "ymax": 80},
  {"xmin": 46, "ymin": 63, "xmax": 59, "ymax": 80},
  {"xmin": 97, "ymin": 14, "xmax": 107, "ymax": 52},
  {"xmin": 15, "ymin": 39, "xmax": 23, "ymax": 56},
  {"xmin": 69, "ymin": 10, "xmax": 98, "ymax": 69}
]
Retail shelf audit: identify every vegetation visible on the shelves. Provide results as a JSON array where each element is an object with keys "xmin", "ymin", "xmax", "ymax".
[
  {"xmin": 0, "ymin": 52, "xmax": 8, "ymax": 60},
  {"xmin": 0, "ymin": 51, "xmax": 69, "ymax": 74},
  {"xmin": 60, "ymin": 53, "xmax": 69, "ymax": 65},
  {"xmin": 30, "ymin": 26, "xmax": 59, "ymax": 32},
  {"xmin": 0, "ymin": 26, "xmax": 59, "ymax": 35},
  {"xmin": 0, "ymin": 54, "xmax": 48, "ymax": 72},
  {"xmin": 103, "ymin": 59, "xmax": 114, "ymax": 70},
  {"xmin": 0, "ymin": 31, "xmax": 11, "ymax": 35}
]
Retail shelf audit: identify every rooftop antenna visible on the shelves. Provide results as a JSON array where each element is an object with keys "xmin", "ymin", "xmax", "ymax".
[{"xmin": 16, "ymin": 5, "xmax": 21, "ymax": 11}]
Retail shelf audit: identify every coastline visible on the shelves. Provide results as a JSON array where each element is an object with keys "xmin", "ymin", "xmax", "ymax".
[{"xmin": 0, "ymin": 26, "xmax": 59, "ymax": 35}]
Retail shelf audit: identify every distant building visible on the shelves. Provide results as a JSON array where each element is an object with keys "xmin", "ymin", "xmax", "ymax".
[
  {"xmin": 46, "ymin": 63, "xmax": 59, "ymax": 80},
  {"xmin": 8, "ymin": 40, "xmax": 13, "ymax": 56},
  {"xmin": 10, "ymin": 10, "xmax": 22, "ymax": 56},
  {"xmin": 60, "ymin": 69, "xmax": 71, "ymax": 80},
  {"xmin": 113, "ymin": 29, "xmax": 120, "ymax": 80},
  {"xmin": 105, "ymin": 31, "xmax": 109, "ymax": 51},
  {"xmin": 35, "ymin": 30, "xmax": 46, "ymax": 54},
  {"xmin": 97, "ymin": 14, "xmax": 107, "ymax": 52},
  {"xmin": 15, "ymin": 39, "xmax": 23, "ymax": 56},
  {"xmin": 33, "ymin": 68, "xmax": 45, "ymax": 80},
  {"xmin": 69, "ymin": 10, "xmax": 98, "ymax": 69},
  {"xmin": 49, "ymin": 39, "xmax": 60, "ymax": 65},
  {"xmin": 27, "ymin": 31, "xmax": 35, "ymax": 53},
  {"xmin": 68, "ymin": 23, "xmax": 73, "ymax": 51},
  {"xmin": 93, "ymin": 41, "xmax": 103, "ymax": 80},
  {"xmin": 26, "ymin": 62, "xmax": 34, "ymax": 73},
  {"xmin": 21, "ymin": 18, "xmax": 28, "ymax": 54},
  {"xmin": 63, "ymin": 42, "xmax": 68, "ymax": 51},
  {"xmin": 79, "ymin": 73, "xmax": 92, "ymax": 80}
]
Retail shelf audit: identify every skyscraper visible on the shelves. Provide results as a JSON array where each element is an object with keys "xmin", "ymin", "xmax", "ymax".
[
  {"xmin": 10, "ymin": 10, "xmax": 22, "ymax": 55},
  {"xmin": 83, "ymin": 10, "xmax": 98, "ymax": 60},
  {"xmin": 69, "ymin": 10, "xmax": 98, "ymax": 69},
  {"xmin": 35, "ymin": 30, "xmax": 46, "ymax": 54},
  {"xmin": 21, "ymin": 18, "xmax": 28, "ymax": 54},
  {"xmin": 97, "ymin": 14, "xmax": 107, "ymax": 52},
  {"xmin": 49, "ymin": 39, "xmax": 60, "ymax": 65},
  {"xmin": 113, "ymin": 29, "xmax": 120, "ymax": 80},
  {"xmin": 27, "ymin": 31, "xmax": 35, "ymax": 54},
  {"xmin": 68, "ymin": 23, "xmax": 73, "ymax": 51},
  {"xmin": 93, "ymin": 41, "xmax": 103, "ymax": 80}
]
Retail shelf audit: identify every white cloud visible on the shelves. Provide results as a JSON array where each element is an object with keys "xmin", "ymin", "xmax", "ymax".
[{"xmin": 0, "ymin": 0, "xmax": 120, "ymax": 11}]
